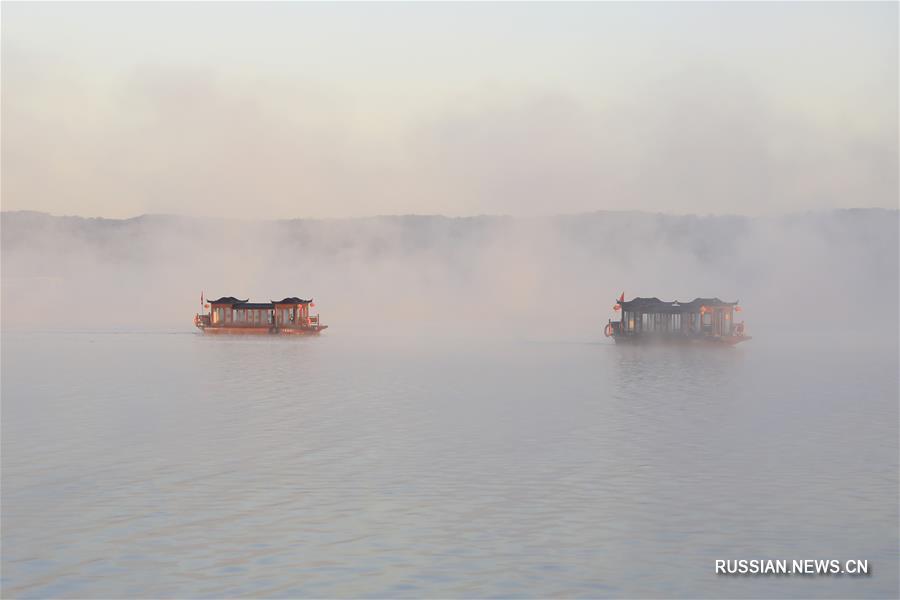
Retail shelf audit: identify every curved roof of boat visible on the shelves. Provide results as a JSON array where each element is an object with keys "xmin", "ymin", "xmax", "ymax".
[
  {"xmin": 618, "ymin": 297, "xmax": 738, "ymax": 312},
  {"xmin": 271, "ymin": 297, "xmax": 312, "ymax": 304},
  {"xmin": 208, "ymin": 296, "xmax": 249, "ymax": 304},
  {"xmin": 207, "ymin": 296, "xmax": 311, "ymax": 306}
]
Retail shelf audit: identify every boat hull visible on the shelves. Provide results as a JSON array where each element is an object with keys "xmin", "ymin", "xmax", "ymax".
[
  {"xmin": 612, "ymin": 334, "xmax": 750, "ymax": 345},
  {"xmin": 198, "ymin": 325, "xmax": 328, "ymax": 335}
]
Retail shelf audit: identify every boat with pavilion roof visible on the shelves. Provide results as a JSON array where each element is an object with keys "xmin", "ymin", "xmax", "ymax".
[
  {"xmin": 605, "ymin": 295, "xmax": 749, "ymax": 345},
  {"xmin": 194, "ymin": 295, "xmax": 327, "ymax": 335}
]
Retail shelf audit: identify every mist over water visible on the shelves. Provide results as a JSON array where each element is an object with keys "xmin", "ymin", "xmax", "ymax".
[
  {"xmin": 2, "ymin": 209, "xmax": 897, "ymax": 340},
  {"xmin": 1, "ymin": 209, "xmax": 898, "ymax": 598}
]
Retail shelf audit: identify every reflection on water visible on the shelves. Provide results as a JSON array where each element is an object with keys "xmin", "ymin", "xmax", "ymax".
[{"xmin": 2, "ymin": 332, "xmax": 897, "ymax": 598}]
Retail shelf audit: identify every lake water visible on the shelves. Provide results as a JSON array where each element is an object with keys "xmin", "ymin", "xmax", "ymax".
[{"xmin": 2, "ymin": 331, "xmax": 897, "ymax": 598}]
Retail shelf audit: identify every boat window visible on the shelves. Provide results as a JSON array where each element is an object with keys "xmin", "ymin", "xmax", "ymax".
[{"xmin": 702, "ymin": 312, "xmax": 712, "ymax": 326}]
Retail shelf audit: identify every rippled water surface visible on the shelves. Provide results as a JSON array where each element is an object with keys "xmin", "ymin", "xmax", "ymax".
[{"xmin": 2, "ymin": 332, "xmax": 897, "ymax": 598}]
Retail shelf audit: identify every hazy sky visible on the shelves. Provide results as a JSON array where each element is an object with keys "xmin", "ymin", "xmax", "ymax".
[{"xmin": 2, "ymin": 1, "xmax": 897, "ymax": 219}]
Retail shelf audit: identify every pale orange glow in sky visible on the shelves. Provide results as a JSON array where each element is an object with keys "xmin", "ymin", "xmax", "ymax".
[{"xmin": 2, "ymin": 2, "xmax": 897, "ymax": 218}]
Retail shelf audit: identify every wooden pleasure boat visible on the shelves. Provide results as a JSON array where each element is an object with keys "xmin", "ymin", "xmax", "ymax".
[
  {"xmin": 605, "ymin": 295, "xmax": 750, "ymax": 345},
  {"xmin": 194, "ymin": 295, "xmax": 328, "ymax": 335}
]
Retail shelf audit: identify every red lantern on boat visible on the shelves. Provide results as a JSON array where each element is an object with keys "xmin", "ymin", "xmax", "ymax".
[{"xmin": 613, "ymin": 304, "xmax": 621, "ymax": 311}]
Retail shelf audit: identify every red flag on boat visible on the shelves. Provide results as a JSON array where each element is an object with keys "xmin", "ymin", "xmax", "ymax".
[{"xmin": 618, "ymin": 292, "xmax": 625, "ymax": 302}]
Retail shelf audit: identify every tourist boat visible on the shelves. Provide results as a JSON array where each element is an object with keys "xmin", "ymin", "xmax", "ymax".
[
  {"xmin": 194, "ymin": 295, "xmax": 328, "ymax": 335},
  {"xmin": 605, "ymin": 294, "xmax": 750, "ymax": 344}
]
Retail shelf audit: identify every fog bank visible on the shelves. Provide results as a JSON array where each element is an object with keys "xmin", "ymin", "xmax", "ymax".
[{"xmin": 1, "ymin": 209, "xmax": 897, "ymax": 341}]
